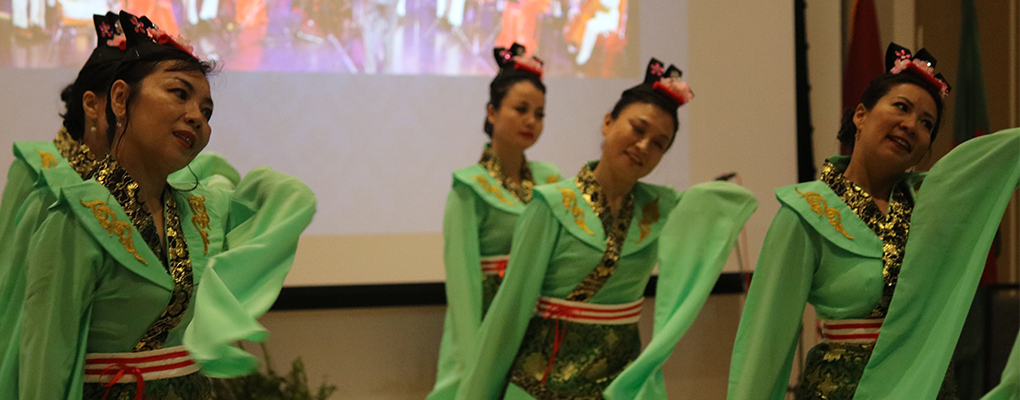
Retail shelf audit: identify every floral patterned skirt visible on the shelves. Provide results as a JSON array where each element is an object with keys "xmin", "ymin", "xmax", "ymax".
[
  {"xmin": 83, "ymin": 372, "xmax": 213, "ymax": 400},
  {"xmin": 508, "ymin": 316, "xmax": 641, "ymax": 400},
  {"xmin": 795, "ymin": 342, "xmax": 958, "ymax": 400}
]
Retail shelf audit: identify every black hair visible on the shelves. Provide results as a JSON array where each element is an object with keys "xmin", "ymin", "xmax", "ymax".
[
  {"xmin": 104, "ymin": 48, "xmax": 216, "ymax": 145},
  {"xmin": 609, "ymin": 85, "xmax": 681, "ymax": 149},
  {"xmin": 483, "ymin": 69, "xmax": 546, "ymax": 137},
  {"xmin": 837, "ymin": 72, "xmax": 945, "ymax": 153},
  {"xmin": 60, "ymin": 57, "xmax": 121, "ymax": 140}
]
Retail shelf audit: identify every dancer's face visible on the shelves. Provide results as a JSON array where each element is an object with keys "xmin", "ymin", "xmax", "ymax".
[
  {"xmin": 852, "ymin": 83, "xmax": 936, "ymax": 173},
  {"xmin": 110, "ymin": 61, "xmax": 213, "ymax": 174},
  {"xmin": 488, "ymin": 81, "xmax": 545, "ymax": 153},
  {"xmin": 600, "ymin": 102, "xmax": 674, "ymax": 182}
]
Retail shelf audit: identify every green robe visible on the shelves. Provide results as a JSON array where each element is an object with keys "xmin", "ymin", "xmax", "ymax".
[
  {"xmin": 13, "ymin": 157, "xmax": 313, "ymax": 399},
  {"xmin": 727, "ymin": 157, "xmax": 932, "ymax": 400},
  {"xmin": 0, "ymin": 132, "xmax": 240, "ymax": 399},
  {"xmin": 456, "ymin": 162, "xmax": 756, "ymax": 400},
  {"xmin": 428, "ymin": 146, "xmax": 560, "ymax": 400},
  {"xmin": 852, "ymin": 128, "xmax": 1020, "ymax": 400}
]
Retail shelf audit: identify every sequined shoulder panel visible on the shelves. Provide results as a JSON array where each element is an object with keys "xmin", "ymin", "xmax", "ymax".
[
  {"xmin": 479, "ymin": 145, "xmax": 536, "ymax": 203},
  {"xmin": 820, "ymin": 162, "xmax": 913, "ymax": 318},
  {"xmin": 53, "ymin": 127, "xmax": 100, "ymax": 180},
  {"xmin": 565, "ymin": 163, "xmax": 635, "ymax": 303}
]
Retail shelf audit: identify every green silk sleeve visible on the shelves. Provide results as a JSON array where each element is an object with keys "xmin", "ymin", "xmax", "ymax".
[
  {"xmin": 728, "ymin": 204, "xmax": 818, "ymax": 400},
  {"xmin": 429, "ymin": 182, "xmax": 485, "ymax": 399},
  {"xmin": 20, "ymin": 209, "xmax": 100, "ymax": 400},
  {"xmin": 605, "ymin": 181, "xmax": 758, "ymax": 400},
  {"xmin": 184, "ymin": 166, "xmax": 316, "ymax": 378},
  {"xmin": 853, "ymin": 128, "xmax": 1020, "ymax": 400},
  {"xmin": 1, "ymin": 160, "xmax": 38, "ymax": 239},
  {"xmin": 169, "ymin": 151, "xmax": 242, "ymax": 188},
  {"xmin": 456, "ymin": 200, "xmax": 560, "ymax": 400},
  {"xmin": 0, "ymin": 163, "xmax": 46, "ymax": 399},
  {"xmin": 980, "ymin": 335, "xmax": 1019, "ymax": 400}
]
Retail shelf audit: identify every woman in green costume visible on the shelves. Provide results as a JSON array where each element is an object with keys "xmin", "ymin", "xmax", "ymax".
[
  {"xmin": 16, "ymin": 11, "xmax": 315, "ymax": 400},
  {"xmin": 0, "ymin": 13, "xmax": 240, "ymax": 399},
  {"xmin": 850, "ymin": 128, "xmax": 1019, "ymax": 399},
  {"xmin": 727, "ymin": 43, "xmax": 957, "ymax": 400},
  {"xmin": 427, "ymin": 43, "xmax": 561, "ymax": 400},
  {"xmin": 456, "ymin": 58, "xmax": 757, "ymax": 400}
]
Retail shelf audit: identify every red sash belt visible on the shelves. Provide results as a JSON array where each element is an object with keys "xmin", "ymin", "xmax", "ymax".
[
  {"xmin": 819, "ymin": 318, "xmax": 883, "ymax": 344},
  {"xmin": 480, "ymin": 255, "xmax": 510, "ymax": 277},
  {"xmin": 535, "ymin": 296, "xmax": 644, "ymax": 325},
  {"xmin": 84, "ymin": 346, "xmax": 199, "ymax": 400}
]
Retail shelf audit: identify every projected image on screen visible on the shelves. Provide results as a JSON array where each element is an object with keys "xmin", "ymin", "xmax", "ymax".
[{"xmin": 1, "ymin": 0, "xmax": 638, "ymax": 75}]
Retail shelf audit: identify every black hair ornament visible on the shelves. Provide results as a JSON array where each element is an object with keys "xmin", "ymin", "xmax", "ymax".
[
  {"xmin": 118, "ymin": 10, "xmax": 198, "ymax": 61},
  {"xmin": 493, "ymin": 42, "xmax": 544, "ymax": 78},
  {"xmin": 643, "ymin": 58, "xmax": 693, "ymax": 107},
  {"xmin": 885, "ymin": 43, "xmax": 951, "ymax": 99}
]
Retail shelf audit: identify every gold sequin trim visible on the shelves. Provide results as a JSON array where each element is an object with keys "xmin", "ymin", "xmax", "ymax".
[
  {"xmin": 79, "ymin": 200, "xmax": 147, "ymax": 264},
  {"xmin": 566, "ymin": 163, "xmax": 634, "ymax": 302},
  {"xmin": 636, "ymin": 198, "xmax": 660, "ymax": 244},
  {"xmin": 187, "ymin": 195, "xmax": 211, "ymax": 254},
  {"xmin": 795, "ymin": 188, "xmax": 855, "ymax": 240},
  {"xmin": 37, "ymin": 150, "xmax": 58, "ymax": 168},
  {"xmin": 95, "ymin": 156, "xmax": 165, "ymax": 263},
  {"xmin": 53, "ymin": 127, "xmax": 100, "ymax": 180},
  {"xmin": 479, "ymin": 144, "xmax": 536, "ymax": 203},
  {"xmin": 559, "ymin": 187, "xmax": 594, "ymax": 235},
  {"xmin": 134, "ymin": 194, "xmax": 195, "ymax": 351},
  {"xmin": 475, "ymin": 176, "xmax": 515, "ymax": 205},
  {"xmin": 820, "ymin": 161, "xmax": 913, "ymax": 318}
]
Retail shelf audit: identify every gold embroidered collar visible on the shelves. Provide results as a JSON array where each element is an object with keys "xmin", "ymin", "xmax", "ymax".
[
  {"xmin": 566, "ymin": 162, "xmax": 635, "ymax": 302},
  {"xmin": 53, "ymin": 127, "xmax": 100, "ymax": 180},
  {"xmin": 820, "ymin": 161, "xmax": 913, "ymax": 318},
  {"xmin": 479, "ymin": 144, "xmax": 536, "ymax": 203},
  {"xmin": 95, "ymin": 156, "xmax": 165, "ymax": 264}
]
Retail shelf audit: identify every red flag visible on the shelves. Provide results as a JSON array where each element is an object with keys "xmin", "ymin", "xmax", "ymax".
[{"xmin": 841, "ymin": 0, "xmax": 884, "ymax": 155}]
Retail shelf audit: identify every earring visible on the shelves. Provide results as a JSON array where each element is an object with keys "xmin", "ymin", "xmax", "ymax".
[{"xmin": 90, "ymin": 126, "xmax": 96, "ymax": 134}]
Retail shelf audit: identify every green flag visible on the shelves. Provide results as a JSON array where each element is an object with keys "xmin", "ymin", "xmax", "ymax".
[{"xmin": 953, "ymin": 0, "xmax": 990, "ymax": 145}]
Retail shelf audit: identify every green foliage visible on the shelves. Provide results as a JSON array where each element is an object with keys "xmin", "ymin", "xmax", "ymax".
[{"xmin": 210, "ymin": 343, "xmax": 337, "ymax": 400}]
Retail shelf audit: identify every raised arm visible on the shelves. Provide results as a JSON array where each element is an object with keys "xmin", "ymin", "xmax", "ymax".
[
  {"xmin": 605, "ymin": 181, "xmax": 757, "ymax": 399},
  {"xmin": 184, "ymin": 166, "xmax": 316, "ymax": 377}
]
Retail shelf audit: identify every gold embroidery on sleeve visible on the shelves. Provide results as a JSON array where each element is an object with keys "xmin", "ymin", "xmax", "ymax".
[
  {"xmin": 545, "ymin": 174, "xmax": 560, "ymax": 184},
  {"xmin": 795, "ymin": 188, "xmax": 855, "ymax": 240},
  {"xmin": 37, "ymin": 150, "xmax": 58, "ymax": 168},
  {"xmin": 187, "ymin": 195, "xmax": 211, "ymax": 254},
  {"xmin": 475, "ymin": 175, "xmax": 515, "ymax": 205},
  {"xmin": 79, "ymin": 199, "xmax": 147, "ymax": 264},
  {"xmin": 636, "ymin": 198, "xmax": 660, "ymax": 244},
  {"xmin": 559, "ymin": 187, "xmax": 595, "ymax": 235}
]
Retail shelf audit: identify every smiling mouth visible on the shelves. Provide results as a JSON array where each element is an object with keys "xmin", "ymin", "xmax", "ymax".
[
  {"xmin": 626, "ymin": 151, "xmax": 644, "ymax": 167},
  {"xmin": 888, "ymin": 136, "xmax": 913, "ymax": 152},
  {"xmin": 173, "ymin": 131, "xmax": 196, "ymax": 149}
]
